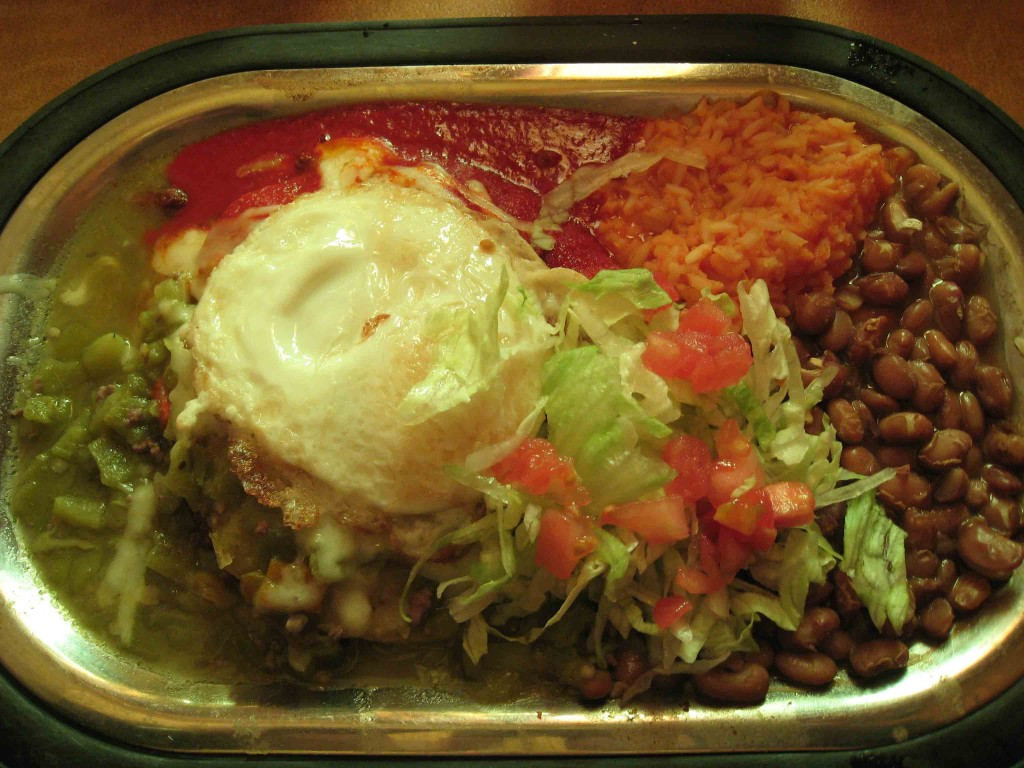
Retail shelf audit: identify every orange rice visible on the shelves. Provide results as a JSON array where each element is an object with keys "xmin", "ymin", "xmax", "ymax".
[{"xmin": 595, "ymin": 94, "xmax": 894, "ymax": 308}]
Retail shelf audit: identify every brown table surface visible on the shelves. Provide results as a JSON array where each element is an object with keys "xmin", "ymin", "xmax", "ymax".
[{"xmin": 1, "ymin": 1, "xmax": 1022, "ymax": 143}]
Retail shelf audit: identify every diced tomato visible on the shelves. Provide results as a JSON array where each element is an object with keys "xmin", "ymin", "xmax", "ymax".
[
  {"xmin": 662, "ymin": 434, "xmax": 712, "ymax": 503},
  {"xmin": 490, "ymin": 438, "xmax": 591, "ymax": 507},
  {"xmin": 763, "ymin": 481, "xmax": 816, "ymax": 528},
  {"xmin": 674, "ymin": 564, "xmax": 724, "ymax": 595},
  {"xmin": 534, "ymin": 508, "xmax": 597, "ymax": 580},
  {"xmin": 151, "ymin": 379, "xmax": 171, "ymax": 430},
  {"xmin": 716, "ymin": 529, "xmax": 755, "ymax": 580},
  {"xmin": 651, "ymin": 271, "xmax": 681, "ymax": 304},
  {"xmin": 713, "ymin": 490, "xmax": 766, "ymax": 536},
  {"xmin": 601, "ymin": 495, "xmax": 691, "ymax": 544},
  {"xmin": 677, "ymin": 298, "xmax": 730, "ymax": 336},
  {"xmin": 653, "ymin": 596, "xmax": 694, "ymax": 628},
  {"xmin": 707, "ymin": 420, "xmax": 764, "ymax": 506},
  {"xmin": 714, "ymin": 419, "xmax": 751, "ymax": 462},
  {"xmin": 748, "ymin": 523, "xmax": 778, "ymax": 552}
]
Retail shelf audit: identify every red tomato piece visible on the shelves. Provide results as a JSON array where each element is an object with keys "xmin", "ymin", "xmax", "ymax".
[
  {"xmin": 763, "ymin": 481, "xmax": 816, "ymax": 528},
  {"xmin": 535, "ymin": 508, "xmax": 597, "ymax": 580},
  {"xmin": 677, "ymin": 298, "xmax": 730, "ymax": 336},
  {"xmin": 716, "ymin": 529, "xmax": 755, "ymax": 580},
  {"xmin": 674, "ymin": 563, "xmax": 724, "ymax": 595},
  {"xmin": 662, "ymin": 434, "xmax": 713, "ymax": 503},
  {"xmin": 490, "ymin": 438, "xmax": 591, "ymax": 507},
  {"xmin": 601, "ymin": 496, "xmax": 691, "ymax": 544},
  {"xmin": 713, "ymin": 491, "xmax": 766, "ymax": 536},
  {"xmin": 651, "ymin": 271, "xmax": 681, "ymax": 304},
  {"xmin": 653, "ymin": 596, "xmax": 694, "ymax": 628},
  {"xmin": 150, "ymin": 379, "xmax": 171, "ymax": 430}
]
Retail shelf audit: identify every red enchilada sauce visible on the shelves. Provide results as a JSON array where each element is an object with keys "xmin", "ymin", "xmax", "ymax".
[{"xmin": 160, "ymin": 102, "xmax": 644, "ymax": 277}]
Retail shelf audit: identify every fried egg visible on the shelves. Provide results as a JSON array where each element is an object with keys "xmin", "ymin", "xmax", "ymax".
[{"xmin": 177, "ymin": 140, "xmax": 557, "ymax": 539}]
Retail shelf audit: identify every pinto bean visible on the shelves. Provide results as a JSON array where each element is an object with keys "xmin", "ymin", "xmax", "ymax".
[
  {"xmin": 923, "ymin": 329, "xmax": 958, "ymax": 369},
  {"xmin": 849, "ymin": 640, "xmax": 909, "ymax": 678},
  {"xmin": 885, "ymin": 328, "xmax": 916, "ymax": 358},
  {"xmin": 881, "ymin": 198, "xmax": 920, "ymax": 244},
  {"xmin": 861, "ymin": 238, "xmax": 903, "ymax": 273},
  {"xmin": 981, "ymin": 464, "xmax": 1022, "ymax": 496},
  {"xmin": 858, "ymin": 272, "xmax": 910, "ymax": 306},
  {"xmin": 848, "ymin": 317, "xmax": 891, "ymax": 365},
  {"xmin": 930, "ymin": 281, "xmax": 965, "ymax": 341},
  {"xmin": 918, "ymin": 429, "xmax": 973, "ymax": 470},
  {"xmin": 821, "ymin": 629, "xmax": 853, "ymax": 662},
  {"xmin": 951, "ymin": 341, "xmax": 980, "ymax": 389},
  {"xmin": 896, "ymin": 250, "xmax": 929, "ymax": 282},
  {"xmin": 876, "ymin": 446, "xmax": 918, "ymax": 469},
  {"xmin": 957, "ymin": 517, "xmax": 1024, "ymax": 581},
  {"xmin": 774, "ymin": 652, "xmax": 838, "ymax": 687},
  {"xmin": 983, "ymin": 424, "xmax": 1024, "ymax": 467},
  {"xmin": 793, "ymin": 292, "xmax": 837, "ymax": 335},
  {"xmin": 916, "ymin": 182, "xmax": 960, "ymax": 218},
  {"xmin": 948, "ymin": 571, "xmax": 992, "ymax": 612},
  {"xmin": 938, "ymin": 559, "xmax": 959, "ymax": 594},
  {"xmin": 857, "ymin": 387, "xmax": 900, "ymax": 417},
  {"xmin": 920, "ymin": 597, "xmax": 955, "ymax": 639},
  {"xmin": 832, "ymin": 571, "xmax": 863, "ymax": 617},
  {"xmin": 835, "ymin": 285, "xmax": 863, "ymax": 314},
  {"xmin": 937, "ymin": 219, "xmax": 983, "ymax": 245},
  {"xmin": 873, "ymin": 353, "xmax": 916, "ymax": 399},
  {"xmin": 965, "ymin": 295, "xmax": 998, "ymax": 347},
  {"xmin": 959, "ymin": 392, "xmax": 986, "ymax": 440},
  {"xmin": 935, "ymin": 243, "xmax": 983, "ymax": 285},
  {"xmin": 784, "ymin": 607, "xmax": 841, "ymax": 652},
  {"xmin": 901, "ymin": 299, "xmax": 933, "ymax": 334},
  {"xmin": 827, "ymin": 399, "xmax": 864, "ymax": 444},
  {"xmin": 904, "ymin": 506, "xmax": 967, "ymax": 549},
  {"xmin": 907, "ymin": 549, "xmax": 940, "ymax": 578},
  {"xmin": 909, "ymin": 361, "xmax": 946, "ymax": 412},
  {"xmin": 934, "ymin": 468, "xmax": 969, "ymax": 503},
  {"xmin": 877, "ymin": 471, "xmax": 932, "ymax": 512},
  {"xmin": 936, "ymin": 389, "xmax": 964, "ymax": 430},
  {"xmin": 841, "ymin": 446, "xmax": 880, "ymax": 476},
  {"xmin": 693, "ymin": 661, "xmax": 770, "ymax": 705},
  {"xmin": 613, "ymin": 648, "xmax": 649, "ymax": 686},
  {"xmin": 965, "ymin": 478, "xmax": 990, "ymax": 508},
  {"xmin": 981, "ymin": 496, "xmax": 1022, "ymax": 537},
  {"xmin": 879, "ymin": 412, "xmax": 935, "ymax": 445},
  {"xmin": 903, "ymin": 164, "xmax": 942, "ymax": 203},
  {"xmin": 975, "ymin": 365, "xmax": 1014, "ymax": 417}
]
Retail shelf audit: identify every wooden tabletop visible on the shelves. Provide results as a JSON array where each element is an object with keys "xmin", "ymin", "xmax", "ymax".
[{"xmin": 1, "ymin": 1, "xmax": 1022, "ymax": 143}]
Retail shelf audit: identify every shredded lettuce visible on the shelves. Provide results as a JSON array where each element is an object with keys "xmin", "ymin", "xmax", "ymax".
[
  {"xmin": 574, "ymin": 268, "xmax": 672, "ymax": 310},
  {"xmin": 543, "ymin": 346, "xmax": 673, "ymax": 509},
  {"xmin": 842, "ymin": 492, "xmax": 912, "ymax": 632}
]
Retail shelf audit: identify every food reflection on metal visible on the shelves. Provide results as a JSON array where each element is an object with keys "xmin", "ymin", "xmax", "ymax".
[{"xmin": 0, "ymin": 63, "xmax": 1023, "ymax": 755}]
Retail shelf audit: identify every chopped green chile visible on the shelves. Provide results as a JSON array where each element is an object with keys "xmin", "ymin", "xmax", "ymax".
[{"xmin": 52, "ymin": 495, "xmax": 107, "ymax": 530}]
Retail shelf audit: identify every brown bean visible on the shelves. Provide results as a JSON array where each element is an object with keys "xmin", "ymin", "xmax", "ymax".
[
  {"xmin": 904, "ymin": 506, "xmax": 967, "ymax": 549},
  {"xmin": 793, "ymin": 292, "xmax": 836, "ymax": 335},
  {"xmin": 909, "ymin": 361, "xmax": 946, "ymax": 412},
  {"xmin": 903, "ymin": 163, "xmax": 942, "ymax": 202},
  {"xmin": 930, "ymin": 281, "xmax": 965, "ymax": 341},
  {"xmin": 957, "ymin": 517, "xmax": 1024, "ymax": 580},
  {"xmin": 841, "ymin": 446, "xmax": 881, "ymax": 476},
  {"xmin": 938, "ymin": 559, "xmax": 959, "ymax": 594},
  {"xmin": 834, "ymin": 285, "xmax": 863, "ymax": 313},
  {"xmin": 975, "ymin": 365, "xmax": 1013, "ymax": 417},
  {"xmin": 951, "ymin": 341, "xmax": 980, "ymax": 389},
  {"xmin": 613, "ymin": 648, "xmax": 649, "ymax": 686},
  {"xmin": 815, "ymin": 503, "xmax": 846, "ymax": 542},
  {"xmin": 822, "ymin": 361, "xmax": 851, "ymax": 400},
  {"xmin": 876, "ymin": 446, "xmax": 918, "ymax": 469},
  {"xmin": 923, "ymin": 329, "xmax": 958, "ymax": 369},
  {"xmin": 879, "ymin": 412, "xmax": 935, "ymax": 445},
  {"xmin": 566, "ymin": 662, "xmax": 612, "ymax": 700},
  {"xmin": 981, "ymin": 496, "xmax": 1022, "ymax": 537},
  {"xmin": 851, "ymin": 400, "xmax": 877, "ymax": 439},
  {"xmin": 849, "ymin": 639, "xmax": 909, "ymax": 678},
  {"xmin": 885, "ymin": 328, "xmax": 916, "ymax": 358},
  {"xmin": 806, "ymin": 407, "xmax": 825, "ymax": 436},
  {"xmin": 982, "ymin": 464, "xmax": 1022, "ymax": 496},
  {"xmin": 774, "ymin": 652, "xmax": 837, "ymax": 687},
  {"xmin": 858, "ymin": 272, "xmax": 910, "ymax": 306},
  {"xmin": 785, "ymin": 607, "xmax": 841, "ymax": 651},
  {"xmin": 910, "ymin": 575, "xmax": 942, "ymax": 603},
  {"xmin": 918, "ymin": 429, "xmax": 973, "ymax": 470},
  {"xmin": 861, "ymin": 238, "xmax": 903, "ymax": 273},
  {"xmin": 919, "ymin": 597, "xmax": 955, "ymax": 639},
  {"xmin": 910, "ymin": 336, "xmax": 931, "ymax": 361},
  {"xmin": 820, "ymin": 629, "xmax": 853, "ymax": 662},
  {"xmin": 965, "ymin": 295, "xmax": 998, "ymax": 347},
  {"xmin": 918, "ymin": 221, "xmax": 949, "ymax": 259},
  {"xmin": 847, "ymin": 317, "xmax": 890, "ymax": 366},
  {"xmin": 948, "ymin": 571, "xmax": 992, "ymax": 612},
  {"xmin": 907, "ymin": 549, "xmax": 940, "ymax": 578},
  {"xmin": 901, "ymin": 299, "xmax": 933, "ymax": 334},
  {"xmin": 983, "ymin": 424, "xmax": 1024, "ymax": 467},
  {"xmin": 820, "ymin": 309, "xmax": 853, "ymax": 352},
  {"xmin": 934, "ymin": 467, "xmax": 969, "ymax": 503},
  {"xmin": 916, "ymin": 182, "xmax": 960, "ymax": 218},
  {"xmin": 935, "ymin": 243, "xmax": 983, "ymax": 285},
  {"xmin": 872, "ymin": 353, "xmax": 916, "ymax": 399},
  {"xmin": 965, "ymin": 478, "xmax": 990, "ymax": 508},
  {"xmin": 896, "ymin": 250, "xmax": 928, "ymax": 282},
  {"xmin": 857, "ymin": 387, "xmax": 900, "ymax": 417},
  {"xmin": 937, "ymin": 219, "xmax": 983, "ymax": 245},
  {"xmin": 936, "ymin": 389, "xmax": 963, "ymax": 430},
  {"xmin": 881, "ymin": 198, "xmax": 921, "ymax": 244},
  {"xmin": 692, "ymin": 661, "xmax": 770, "ymax": 705},
  {"xmin": 832, "ymin": 571, "xmax": 863, "ymax": 617},
  {"xmin": 878, "ymin": 471, "xmax": 932, "ymax": 511},
  {"xmin": 959, "ymin": 392, "xmax": 986, "ymax": 440},
  {"xmin": 884, "ymin": 146, "xmax": 918, "ymax": 177},
  {"xmin": 743, "ymin": 643, "xmax": 775, "ymax": 671},
  {"xmin": 827, "ymin": 398, "xmax": 864, "ymax": 444}
]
